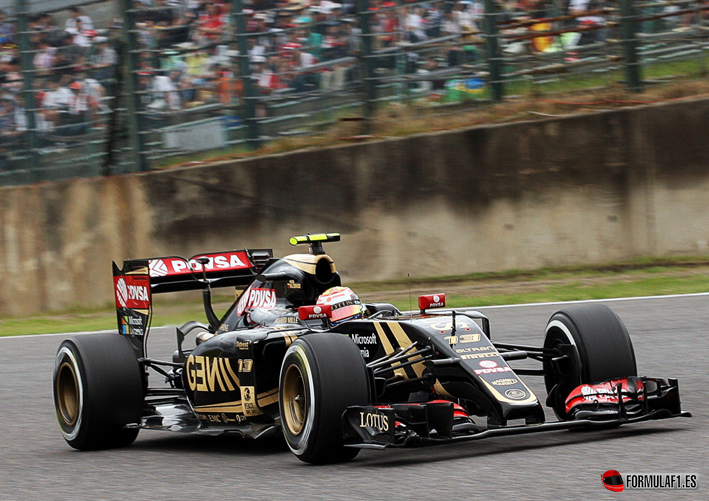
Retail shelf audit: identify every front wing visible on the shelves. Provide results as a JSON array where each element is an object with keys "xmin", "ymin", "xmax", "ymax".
[{"xmin": 342, "ymin": 377, "xmax": 691, "ymax": 449}]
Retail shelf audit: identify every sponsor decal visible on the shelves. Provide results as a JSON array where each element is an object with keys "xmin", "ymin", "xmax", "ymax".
[
  {"xmin": 359, "ymin": 411, "xmax": 390, "ymax": 432},
  {"xmin": 202, "ymin": 413, "xmax": 246, "ymax": 424},
  {"xmin": 491, "ymin": 378, "xmax": 518, "ymax": 386},
  {"xmin": 149, "ymin": 259, "xmax": 168, "ymax": 277},
  {"xmin": 241, "ymin": 385, "xmax": 261, "ymax": 416},
  {"xmin": 120, "ymin": 315, "xmax": 130, "ymax": 335},
  {"xmin": 148, "ymin": 252, "xmax": 250, "ymax": 278},
  {"xmin": 286, "ymin": 280, "xmax": 301, "ymax": 289},
  {"xmin": 116, "ymin": 278, "xmax": 128, "ymax": 307},
  {"xmin": 581, "ymin": 384, "xmax": 618, "ymax": 402},
  {"xmin": 504, "ymin": 389, "xmax": 527, "ymax": 400},
  {"xmin": 236, "ymin": 286, "xmax": 277, "ymax": 316},
  {"xmin": 114, "ymin": 275, "xmax": 151, "ymax": 310},
  {"xmin": 474, "ymin": 366, "xmax": 513, "ymax": 375},
  {"xmin": 566, "ymin": 379, "xmax": 645, "ymax": 413},
  {"xmin": 298, "ymin": 304, "xmax": 332, "ymax": 320},
  {"xmin": 185, "ymin": 355, "xmax": 239, "ymax": 393},
  {"xmin": 274, "ymin": 316, "xmax": 300, "ymax": 324},
  {"xmin": 460, "ymin": 352, "xmax": 499, "ymax": 360},
  {"xmin": 236, "ymin": 341, "xmax": 250, "ymax": 350},
  {"xmin": 351, "ymin": 333, "xmax": 378, "ymax": 345},
  {"xmin": 478, "ymin": 360, "xmax": 498, "ymax": 368},
  {"xmin": 455, "ymin": 346, "xmax": 494, "ymax": 354},
  {"xmin": 418, "ymin": 293, "xmax": 446, "ymax": 310}
]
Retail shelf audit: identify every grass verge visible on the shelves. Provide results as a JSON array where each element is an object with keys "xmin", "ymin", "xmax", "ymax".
[{"xmin": 2, "ymin": 258, "xmax": 709, "ymax": 337}]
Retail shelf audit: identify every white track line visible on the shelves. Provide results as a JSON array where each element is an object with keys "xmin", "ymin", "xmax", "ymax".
[
  {"xmin": 3, "ymin": 291, "xmax": 709, "ymax": 340},
  {"xmin": 0, "ymin": 329, "xmax": 117, "ymax": 340},
  {"xmin": 474, "ymin": 291, "xmax": 709, "ymax": 309}
]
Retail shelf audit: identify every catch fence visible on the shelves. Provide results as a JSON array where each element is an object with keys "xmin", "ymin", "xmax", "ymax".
[{"xmin": 0, "ymin": 0, "xmax": 707, "ymax": 186}]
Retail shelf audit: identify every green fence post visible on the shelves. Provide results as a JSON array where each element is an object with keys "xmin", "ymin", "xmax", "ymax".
[
  {"xmin": 120, "ymin": 0, "xmax": 148, "ymax": 171},
  {"xmin": 357, "ymin": 0, "xmax": 376, "ymax": 127},
  {"xmin": 232, "ymin": 0, "xmax": 259, "ymax": 149},
  {"xmin": 483, "ymin": 0, "xmax": 504, "ymax": 101},
  {"xmin": 619, "ymin": 0, "xmax": 642, "ymax": 92},
  {"xmin": 15, "ymin": 0, "xmax": 39, "ymax": 180}
]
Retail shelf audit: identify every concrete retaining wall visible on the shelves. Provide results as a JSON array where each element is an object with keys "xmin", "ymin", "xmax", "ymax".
[{"xmin": 3, "ymin": 97, "xmax": 709, "ymax": 315}]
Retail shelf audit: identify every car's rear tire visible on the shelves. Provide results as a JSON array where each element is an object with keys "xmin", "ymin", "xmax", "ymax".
[
  {"xmin": 543, "ymin": 304, "xmax": 637, "ymax": 420},
  {"xmin": 279, "ymin": 333, "xmax": 369, "ymax": 464},
  {"xmin": 54, "ymin": 334, "xmax": 145, "ymax": 450}
]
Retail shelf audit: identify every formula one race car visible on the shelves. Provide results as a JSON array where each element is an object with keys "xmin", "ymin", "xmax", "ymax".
[{"xmin": 53, "ymin": 234, "xmax": 691, "ymax": 463}]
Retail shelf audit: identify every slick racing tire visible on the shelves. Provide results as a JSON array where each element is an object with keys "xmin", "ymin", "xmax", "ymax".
[
  {"xmin": 279, "ymin": 333, "xmax": 370, "ymax": 464},
  {"xmin": 543, "ymin": 304, "xmax": 637, "ymax": 420},
  {"xmin": 54, "ymin": 334, "xmax": 144, "ymax": 450}
]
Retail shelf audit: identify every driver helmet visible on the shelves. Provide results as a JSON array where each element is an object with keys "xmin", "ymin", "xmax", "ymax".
[{"xmin": 316, "ymin": 286, "xmax": 367, "ymax": 326}]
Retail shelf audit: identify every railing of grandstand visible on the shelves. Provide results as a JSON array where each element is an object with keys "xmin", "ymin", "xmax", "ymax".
[{"xmin": 1, "ymin": 0, "xmax": 708, "ymax": 185}]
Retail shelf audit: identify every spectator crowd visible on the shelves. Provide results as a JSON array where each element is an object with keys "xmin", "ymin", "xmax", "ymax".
[{"xmin": 0, "ymin": 0, "xmax": 689, "ymax": 167}]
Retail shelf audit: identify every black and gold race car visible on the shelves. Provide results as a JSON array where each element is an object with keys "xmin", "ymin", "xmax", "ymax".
[{"xmin": 53, "ymin": 234, "xmax": 691, "ymax": 463}]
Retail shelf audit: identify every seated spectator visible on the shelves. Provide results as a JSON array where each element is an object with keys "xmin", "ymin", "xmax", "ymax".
[
  {"xmin": 404, "ymin": 5, "xmax": 428, "ymax": 43},
  {"xmin": 283, "ymin": 42, "xmax": 319, "ymax": 92},
  {"xmin": 35, "ymin": 13, "xmax": 63, "ymax": 46},
  {"xmin": 57, "ymin": 80, "xmax": 94, "ymax": 136},
  {"xmin": 38, "ymin": 75, "xmax": 73, "ymax": 132},
  {"xmin": 0, "ymin": 95, "xmax": 16, "ymax": 135},
  {"xmin": 252, "ymin": 55, "xmax": 286, "ymax": 94},
  {"xmin": 89, "ymin": 37, "xmax": 118, "ymax": 95},
  {"xmin": 34, "ymin": 38, "xmax": 57, "ymax": 77},
  {"xmin": 194, "ymin": 3, "xmax": 227, "ymax": 46},
  {"xmin": 65, "ymin": 6, "xmax": 94, "ymax": 35},
  {"xmin": 54, "ymin": 32, "xmax": 85, "ymax": 75},
  {"xmin": 0, "ymin": 55, "xmax": 22, "ymax": 95},
  {"xmin": 0, "ymin": 10, "xmax": 14, "ymax": 44},
  {"xmin": 71, "ymin": 19, "xmax": 95, "ymax": 49},
  {"xmin": 568, "ymin": 0, "xmax": 606, "ymax": 46},
  {"xmin": 150, "ymin": 69, "xmax": 182, "ymax": 111}
]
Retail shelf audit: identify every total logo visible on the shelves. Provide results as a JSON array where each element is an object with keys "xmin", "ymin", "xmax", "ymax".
[{"xmin": 478, "ymin": 360, "xmax": 498, "ymax": 369}]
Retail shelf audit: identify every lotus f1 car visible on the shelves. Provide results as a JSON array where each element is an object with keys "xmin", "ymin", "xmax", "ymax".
[{"xmin": 53, "ymin": 234, "xmax": 691, "ymax": 463}]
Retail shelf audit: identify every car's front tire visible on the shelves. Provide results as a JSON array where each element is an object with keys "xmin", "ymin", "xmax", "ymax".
[
  {"xmin": 54, "ymin": 334, "xmax": 144, "ymax": 450},
  {"xmin": 279, "ymin": 333, "xmax": 369, "ymax": 464},
  {"xmin": 543, "ymin": 304, "xmax": 637, "ymax": 420}
]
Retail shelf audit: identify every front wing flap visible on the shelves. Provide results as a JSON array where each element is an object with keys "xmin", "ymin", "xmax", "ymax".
[{"xmin": 564, "ymin": 376, "xmax": 686, "ymax": 421}]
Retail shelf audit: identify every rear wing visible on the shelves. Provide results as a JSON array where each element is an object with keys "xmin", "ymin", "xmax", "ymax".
[
  {"xmin": 112, "ymin": 248, "xmax": 272, "ymax": 355},
  {"xmin": 115, "ymin": 248, "xmax": 273, "ymax": 294}
]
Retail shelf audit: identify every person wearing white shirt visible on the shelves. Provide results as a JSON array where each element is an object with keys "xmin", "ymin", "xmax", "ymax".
[{"xmin": 65, "ymin": 7, "xmax": 94, "ymax": 35}]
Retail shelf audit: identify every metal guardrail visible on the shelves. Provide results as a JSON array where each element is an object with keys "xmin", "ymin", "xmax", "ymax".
[{"xmin": 1, "ymin": 0, "xmax": 707, "ymax": 186}]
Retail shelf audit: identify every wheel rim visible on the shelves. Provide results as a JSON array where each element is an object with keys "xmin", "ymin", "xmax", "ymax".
[
  {"xmin": 282, "ymin": 364, "xmax": 307, "ymax": 435},
  {"xmin": 56, "ymin": 361, "xmax": 80, "ymax": 427}
]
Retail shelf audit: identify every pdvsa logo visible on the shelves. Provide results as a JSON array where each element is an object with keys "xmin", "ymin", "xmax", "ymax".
[
  {"xmin": 116, "ymin": 278, "xmax": 128, "ymax": 307},
  {"xmin": 602, "ymin": 470, "xmax": 624, "ymax": 492}
]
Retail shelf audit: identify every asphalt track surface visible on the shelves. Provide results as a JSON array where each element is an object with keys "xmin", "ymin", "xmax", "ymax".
[{"xmin": 1, "ymin": 296, "xmax": 707, "ymax": 500}]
